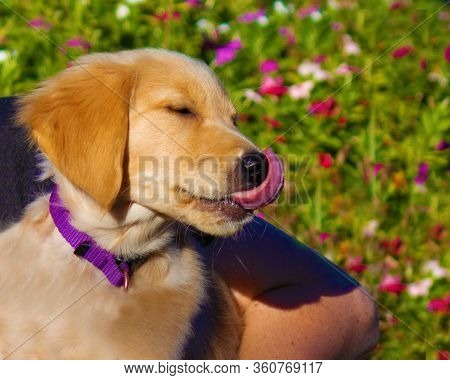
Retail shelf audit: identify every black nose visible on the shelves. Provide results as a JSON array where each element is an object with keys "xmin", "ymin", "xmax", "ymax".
[{"xmin": 239, "ymin": 151, "xmax": 269, "ymax": 190}]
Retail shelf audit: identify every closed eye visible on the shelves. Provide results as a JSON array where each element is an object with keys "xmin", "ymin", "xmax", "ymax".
[{"xmin": 167, "ymin": 106, "xmax": 195, "ymax": 116}]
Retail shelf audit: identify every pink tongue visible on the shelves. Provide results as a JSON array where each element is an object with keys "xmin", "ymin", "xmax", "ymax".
[{"xmin": 232, "ymin": 148, "xmax": 284, "ymax": 210}]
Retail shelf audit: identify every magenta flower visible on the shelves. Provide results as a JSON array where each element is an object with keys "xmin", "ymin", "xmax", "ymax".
[
  {"xmin": 373, "ymin": 163, "xmax": 384, "ymax": 176},
  {"xmin": 436, "ymin": 140, "xmax": 449, "ymax": 150},
  {"xmin": 390, "ymin": 1, "xmax": 407, "ymax": 11},
  {"xmin": 380, "ymin": 237, "xmax": 405, "ymax": 256},
  {"xmin": 318, "ymin": 152, "xmax": 333, "ymax": 168},
  {"xmin": 420, "ymin": 57, "xmax": 427, "ymax": 71},
  {"xmin": 445, "ymin": 45, "xmax": 450, "ymax": 62},
  {"xmin": 185, "ymin": 0, "xmax": 202, "ymax": 7},
  {"xmin": 313, "ymin": 55, "xmax": 327, "ymax": 64},
  {"xmin": 259, "ymin": 76, "xmax": 288, "ymax": 97},
  {"xmin": 278, "ymin": 27, "xmax": 296, "ymax": 45},
  {"xmin": 346, "ymin": 256, "xmax": 367, "ymax": 274},
  {"xmin": 427, "ymin": 295, "xmax": 450, "ymax": 314},
  {"xmin": 214, "ymin": 39, "xmax": 242, "ymax": 66},
  {"xmin": 392, "ymin": 45, "xmax": 414, "ymax": 59},
  {"xmin": 28, "ymin": 17, "xmax": 52, "ymax": 31},
  {"xmin": 260, "ymin": 59, "xmax": 279, "ymax": 73},
  {"xmin": 308, "ymin": 98, "xmax": 337, "ymax": 117},
  {"xmin": 331, "ymin": 22, "xmax": 343, "ymax": 31},
  {"xmin": 318, "ymin": 232, "xmax": 331, "ymax": 244},
  {"xmin": 66, "ymin": 37, "xmax": 91, "ymax": 52},
  {"xmin": 438, "ymin": 350, "xmax": 449, "ymax": 360},
  {"xmin": 379, "ymin": 274, "xmax": 407, "ymax": 294},
  {"xmin": 238, "ymin": 9, "xmax": 265, "ymax": 23},
  {"xmin": 262, "ymin": 115, "xmax": 282, "ymax": 129},
  {"xmin": 414, "ymin": 163, "xmax": 429, "ymax": 185}
]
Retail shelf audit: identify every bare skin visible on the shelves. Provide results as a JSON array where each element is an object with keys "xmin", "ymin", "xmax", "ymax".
[{"xmin": 207, "ymin": 218, "xmax": 379, "ymax": 359}]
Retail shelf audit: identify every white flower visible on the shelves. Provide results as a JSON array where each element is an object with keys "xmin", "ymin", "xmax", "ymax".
[
  {"xmin": 274, "ymin": 1, "xmax": 290, "ymax": 15},
  {"xmin": 407, "ymin": 278, "xmax": 433, "ymax": 297},
  {"xmin": 288, "ymin": 80, "xmax": 314, "ymax": 100},
  {"xmin": 116, "ymin": 4, "xmax": 130, "ymax": 20},
  {"xmin": 257, "ymin": 16, "xmax": 269, "ymax": 26},
  {"xmin": 424, "ymin": 260, "xmax": 448, "ymax": 279},
  {"xmin": 428, "ymin": 72, "xmax": 448, "ymax": 87},
  {"xmin": 196, "ymin": 19, "xmax": 214, "ymax": 32},
  {"xmin": 362, "ymin": 219, "xmax": 379, "ymax": 238},
  {"xmin": 0, "ymin": 50, "xmax": 10, "ymax": 62},
  {"xmin": 310, "ymin": 11, "xmax": 323, "ymax": 21},
  {"xmin": 244, "ymin": 89, "xmax": 263, "ymax": 103},
  {"xmin": 342, "ymin": 34, "xmax": 361, "ymax": 55},
  {"xmin": 217, "ymin": 23, "xmax": 230, "ymax": 34},
  {"xmin": 297, "ymin": 60, "xmax": 331, "ymax": 81}
]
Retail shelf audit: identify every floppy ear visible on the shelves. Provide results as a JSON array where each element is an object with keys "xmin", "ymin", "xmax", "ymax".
[{"xmin": 17, "ymin": 57, "xmax": 136, "ymax": 209}]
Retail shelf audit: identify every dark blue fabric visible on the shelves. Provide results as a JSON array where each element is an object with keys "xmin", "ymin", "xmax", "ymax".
[{"xmin": 0, "ymin": 96, "xmax": 53, "ymax": 230}]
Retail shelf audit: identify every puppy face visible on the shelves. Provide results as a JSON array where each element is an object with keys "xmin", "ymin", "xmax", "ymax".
[{"xmin": 18, "ymin": 49, "xmax": 268, "ymax": 236}]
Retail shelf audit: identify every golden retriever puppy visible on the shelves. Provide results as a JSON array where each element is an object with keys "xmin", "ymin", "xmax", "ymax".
[{"xmin": 0, "ymin": 49, "xmax": 284, "ymax": 359}]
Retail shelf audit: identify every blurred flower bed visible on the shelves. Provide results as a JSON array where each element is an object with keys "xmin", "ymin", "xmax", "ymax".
[{"xmin": 0, "ymin": 0, "xmax": 448, "ymax": 359}]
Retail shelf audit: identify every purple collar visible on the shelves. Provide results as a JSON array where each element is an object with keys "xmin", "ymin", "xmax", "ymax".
[{"xmin": 49, "ymin": 186, "xmax": 130, "ymax": 289}]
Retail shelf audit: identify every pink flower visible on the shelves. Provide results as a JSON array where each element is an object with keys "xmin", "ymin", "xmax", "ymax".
[
  {"xmin": 238, "ymin": 9, "xmax": 265, "ymax": 23},
  {"xmin": 427, "ymin": 295, "xmax": 450, "ymax": 314},
  {"xmin": 424, "ymin": 260, "xmax": 448, "ymax": 279},
  {"xmin": 298, "ymin": 5, "xmax": 320, "ymax": 19},
  {"xmin": 215, "ymin": 39, "xmax": 242, "ymax": 66},
  {"xmin": 298, "ymin": 60, "xmax": 330, "ymax": 81},
  {"xmin": 259, "ymin": 76, "xmax": 288, "ymax": 97},
  {"xmin": 28, "ymin": 17, "xmax": 52, "ymax": 31},
  {"xmin": 288, "ymin": 80, "xmax": 314, "ymax": 100},
  {"xmin": 362, "ymin": 219, "xmax": 379, "ymax": 238},
  {"xmin": 392, "ymin": 45, "xmax": 414, "ymax": 59},
  {"xmin": 256, "ymin": 212, "xmax": 265, "ymax": 219},
  {"xmin": 335, "ymin": 63, "xmax": 360, "ymax": 75},
  {"xmin": 373, "ymin": 162, "xmax": 384, "ymax": 176},
  {"xmin": 318, "ymin": 152, "xmax": 333, "ymax": 168},
  {"xmin": 185, "ymin": 0, "xmax": 202, "ymax": 7},
  {"xmin": 260, "ymin": 60, "xmax": 279, "ymax": 73},
  {"xmin": 346, "ymin": 256, "xmax": 367, "ymax": 274},
  {"xmin": 278, "ymin": 27, "xmax": 296, "ymax": 45},
  {"xmin": 319, "ymin": 232, "xmax": 331, "ymax": 244},
  {"xmin": 342, "ymin": 34, "xmax": 361, "ymax": 55},
  {"xmin": 154, "ymin": 11, "xmax": 180, "ymax": 22},
  {"xmin": 414, "ymin": 162, "xmax": 429, "ymax": 186},
  {"xmin": 331, "ymin": 22, "xmax": 343, "ymax": 31},
  {"xmin": 66, "ymin": 37, "xmax": 91, "ymax": 52},
  {"xmin": 244, "ymin": 89, "xmax": 263, "ymax": 103},
  {"xmin": 445, "ymin": 45, "xmax": 450, "ymax": 62},
  {"xmin": 313, "ymin": 55, "xmax": 327, "ymax": 64},
  {"xmin": 407, "ymin": 279, "xmax": 433, "ymax": 297},
  {"xmin": 308, "ymin": 98, "xmax": 337, "ymax": 117},
  {"xmin": 379, "ymin": 274, "xmax": 407, "ymax": 294}
]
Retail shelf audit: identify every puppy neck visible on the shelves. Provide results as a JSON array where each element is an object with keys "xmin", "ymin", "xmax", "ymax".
[{"xmin": 53, "ymin": 171, "xmax": 176, "ymax": 261}]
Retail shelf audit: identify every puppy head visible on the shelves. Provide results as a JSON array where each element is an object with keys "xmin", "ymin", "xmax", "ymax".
[{"xmin": 18, "ymin": 49, "xmax": 281, "ymax": 236}]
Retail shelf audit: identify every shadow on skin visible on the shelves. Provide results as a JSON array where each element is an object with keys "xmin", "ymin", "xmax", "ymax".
[{"xmin": 202, "ymin": 217, "xmax": 359, "ymax": 310}]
